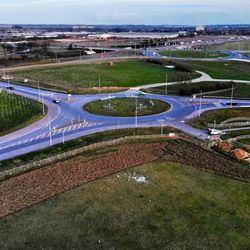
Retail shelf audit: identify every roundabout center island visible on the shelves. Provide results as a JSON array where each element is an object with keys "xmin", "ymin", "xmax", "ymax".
[{"xmin": 83, "ymin": 97, "xmax": 171, "ymax": 117}]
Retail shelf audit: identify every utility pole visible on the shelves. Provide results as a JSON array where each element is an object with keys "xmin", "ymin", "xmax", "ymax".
[
  {"xmin": 7, "ymin": 78, "xmax": 10, "ymax": 93},
  {"xmin": 98, "ymin": 74, "xmax": 101, "ymax": 94},
  {"xmin": 42, "ymin": 91, "xmax": 45, "ymax": 115},
  {"xmin": 230, "ymin": 82, "xmax": 234, "ymax": 108},
  {"xmin": 135, "ymin": 98, "xmax": 138, "ymax": 128},
  {"xmin": 62, "ymin": 130, "xmax": 65, "ymax": 144},
  {"xmin": 161, "ymin": 120, "xmax": 164, "ymax": 136},
  {"xmin": 165, "ymin": 74, "xmax": 168, "ymax": 95},
  {"xmin": 49, "ymin": 116, "xmax": 53, "ymax": 146},
  {"xmin": 199, "ymin": 90, "xmax": 202, "ymax": 117},
  {"xmin": 38, "ymin": 81, "xmax": 41, "ymax": 101}
]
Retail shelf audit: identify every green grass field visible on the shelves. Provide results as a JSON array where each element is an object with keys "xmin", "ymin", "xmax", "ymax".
[
  {"xmin": 146, "ymin": 81, "xmax": 250, "ymax": 99},
  {"xmin": 145, "ymin": 81, "xmax": 234, "ymax": 96},
  {"xmin": 178, "ymin": 60, "xmax": 250, "ymax": 81},
  {"xmin": 83, "ymin": 97, "xmax": 170, "ymax": 117},
  {"xmin": 0, "ymin": 92, "xmax": 44, "ymax": 136},
  {"xmin": 221, "ymin": 130, "xmax": 250, "ymax": 140},
  {"xmin": 188, "ymin": 108, "xmax": 250, "ymax": 129},
  {"xmin": 0, "ymin": 161, "xmax": 249, "ymax": 249},
  {"xmin": 208, "ymin": 83, "xmax": 250, "ymax": 99},
  {"xmin": 238, "ymin": 138, "xmax": 250, "ymax": 145},
  {"xmin": 205, "ymin": 40, "xmax": 250, "ymax": 51},
  {"xmin": 159, "ymin": 50, "xmax": 227, "ymax": 58},
  {"xmin": 12, "ymin": 60, "xmax": 197, "ymax": 93}
]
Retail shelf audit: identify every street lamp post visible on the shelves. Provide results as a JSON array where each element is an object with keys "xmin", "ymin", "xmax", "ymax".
[
  {"xmin": 38, "ymin": 81, "xmax": 41, "ymax": 102},
  {"xmin": 230, "ymin": 82, "xmax": 234, "ymax": 108},
  {"xmin": 41, "ymin": 91, "xmax": 45, "ymax": 115},
  {"xmin": 199, "ymin": 90, "xmax": 202, "ymax": 118},
  {"xmin": 161, "ymin": 120, "xmax": 164, "ymax": 136},
  {"xmin": 165, "ymin": 74, "xmax": 168, "ymax": 95},
  {"xmin": 98, "ymin": 74, "xmax": 101, "ymax": 94},
  {"xmin": 135, "ymin": 98, "xmax": 138, "ymax": 128},
  {"xmin": 48, "ymin": 116, "xmax": 53, "ymax": 146},
  {"xmin": 62, "ymin": 130, "xmax": 65, "ymax": 144}
]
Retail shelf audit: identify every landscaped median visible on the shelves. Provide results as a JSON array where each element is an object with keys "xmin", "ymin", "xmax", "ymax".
[{"xmin": 83, "ymin": 97, "xmax": 170, "ymax": 117}]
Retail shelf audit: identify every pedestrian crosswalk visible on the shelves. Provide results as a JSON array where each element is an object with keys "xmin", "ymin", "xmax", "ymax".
[{"xmin": 0, "ymin": 121, "xmax": 99, "ymax": 152}]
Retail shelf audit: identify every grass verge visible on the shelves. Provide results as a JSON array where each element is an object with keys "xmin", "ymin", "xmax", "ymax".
[
  {"xmin": 0, "ymin": 161, "xmax": 249, "ymax": 249},
  {"xmin": 188, "ymin": 108, "xmax": 250, "ymax": 129}
]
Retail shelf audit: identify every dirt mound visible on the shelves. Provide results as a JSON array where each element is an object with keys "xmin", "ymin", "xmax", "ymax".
[
  {"xmin": 217, "ymin": 141, "xmax": 234, "ymax": 152},
  {"xmin": 231, "ymin": 149, "xmax": 250, "ymax": 160}
]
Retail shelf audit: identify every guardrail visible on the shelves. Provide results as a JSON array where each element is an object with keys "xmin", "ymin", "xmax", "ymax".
[{"xmin": 0, "ymin": 134, "xmax": 178, "ymax": 182}]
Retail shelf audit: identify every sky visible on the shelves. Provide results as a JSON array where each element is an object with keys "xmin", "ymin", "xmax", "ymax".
[{"xmin": 0, "ymin": 0, "xmax": 249, "ymax": 25}]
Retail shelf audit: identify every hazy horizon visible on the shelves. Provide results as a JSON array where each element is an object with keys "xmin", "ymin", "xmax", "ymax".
[{"xmin": 0, "ymin": 0, "xmax": 249, "ymax": 25}]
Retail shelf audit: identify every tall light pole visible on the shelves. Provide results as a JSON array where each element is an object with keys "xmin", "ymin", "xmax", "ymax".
[
  {"xmin": 98, "ymin": 74, "xmax": 101, "ymax": 94},
  {"xmin": 38, "ymin": 81, "xmax": 41, "ymax": 102},
  {"xmin": 165, "ymin": 74, "xmax": 168, "ymax": 95},
  {"xmin": 7, "ymin": 78, "xmax": 10, "ymax": 93},
  {"xmin": 199, "ymin": 90, "xmax": 202, "ymax": 118},
  {"xmin": 48, "ymin": 116, "xmax": 53, "ymax": 146},
  {"xmin": 42, "ymin": 91, "xmax": 45, "ymax": 115},
  {"xmin": 62, "ymin": 130, "xmax": 65, "ymax": 144},
  {"xmin": 161, "ymin": 120, "xmax": 164, "ymax": 136},
  {"xmin": 135, "ymin": 98, "xmax": 138, "ymax": 128},
  {"xmin": 230, "ymin": 82, "xmax": 234, "ymax": 109}
]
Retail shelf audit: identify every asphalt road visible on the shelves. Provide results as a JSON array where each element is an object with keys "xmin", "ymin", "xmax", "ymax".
[{"xmin": 1, "ymin": 79, "xmax": 250, "ymax": 161}]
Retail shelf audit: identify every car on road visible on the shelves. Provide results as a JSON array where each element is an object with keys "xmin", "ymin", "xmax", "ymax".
[
  {"xmin": 6, "ymin": 86, "xmax": 14, "ymax": 90},
  {"xmin": 53, "ymin": 99, "xmax": 60, "ymax": 104},
  {"xmin": 225, "ymin": 102, "xmax": 238, "ymax": 106},
  {"xmin": 207, "ymin": 128, "xmax": 222, "ymax": 135}
]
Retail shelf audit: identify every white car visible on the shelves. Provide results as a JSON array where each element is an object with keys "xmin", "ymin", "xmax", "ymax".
[{"xmin": 208, "ymin": 128, "xmax": 222, "ymax": 135}]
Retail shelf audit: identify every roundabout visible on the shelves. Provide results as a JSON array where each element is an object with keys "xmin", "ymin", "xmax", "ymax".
[{"xmin": 83, "ymin": 97, "xmax": 171, "ymax": 117}]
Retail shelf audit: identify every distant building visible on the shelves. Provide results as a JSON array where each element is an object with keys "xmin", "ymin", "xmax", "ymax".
[{"xmin": 196, "ymin": 26, "xmax": 205, "ymax": 32}]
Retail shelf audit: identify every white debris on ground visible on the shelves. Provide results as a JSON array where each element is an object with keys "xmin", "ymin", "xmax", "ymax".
[{"xmin": 127, "ymin": 173, "xmax": 149, "ymax": 183}]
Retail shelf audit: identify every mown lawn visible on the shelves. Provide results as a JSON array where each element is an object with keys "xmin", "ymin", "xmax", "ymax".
[
  {"xmin": 12, "ymin": 60, "xmax": 197, "ymax": 93},
  {"xmin": 159, "ymin": 50, "xmax": 227, "ymax": 58},
  {"xmin": 0, "ymin": 92, "xmax": 44, "ymax": 136},
  {"xmin": 188, "ymin": 108, "xmax": 250, "ymax": 129},
  {"xmin": 83, "ymin": 97, "xmax": 170, "ymax": 117},
  {"xmin": 178, "ymin": 60, "xmax": 250, "ymax": 81},
  {"xmin": 206, "ymin": 40, "xmax": 250, "ymax": 51},
  {"xmin": 209, "ymin": 83, "xmax": 250, "ymax": 99},
  {"xmin": 0, "ymin": 161, "xmax": 249, "ymax": 250},
  {"xmin": 145, "ymin": 81, "xmax": 233, "ymax": 96}
]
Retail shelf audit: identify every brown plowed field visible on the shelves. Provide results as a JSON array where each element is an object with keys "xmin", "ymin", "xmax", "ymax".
[
  {"xmin": 0, "ymin": 142, "xmax": 165, "ymax": 218},
  {"xmin": 0, "ymin": 140, "xmax": 249, "ymax": 218}
]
